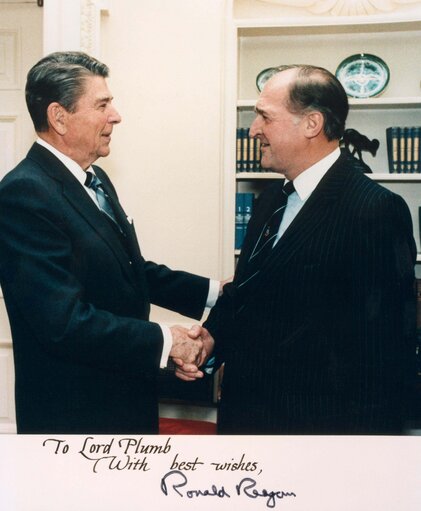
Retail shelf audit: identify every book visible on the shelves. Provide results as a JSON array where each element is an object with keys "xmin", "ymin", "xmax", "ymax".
[
  {"xmin": 386, "ymin": 126, "xmax": 400, "ymax": 173},
  {"xmin": 399, "ymin": 127, "xmax": 406, "ymax": 173},
  {"xmin": 255, "ymin": 137, "xmax": 261, "ymax": 172},
  {"xmin": 243, "ymin": 193, "xmax": 254, "ymax": 234},
  {"xmin": 248, "ymin": 135, "xmax": 254, "ymax": 172},
  {"xmin": 236, "ymin": 128, "xmax": 243, "ymax": 173},
  {"xmin": 235, "ymin": 192, "xmax": 254, "ymax": 249},
  {"xmin": 413, "ymin": 127, "xmax": 420, "ymax": 173},
  {"xmin": 386, "ymin": 126, "xmax": 421, "ymax": 173},
  {"xmin": 403, "ymin": 127, "xmax": 412, "ymax": 173},
  {"xmin": 236, "ymin": 128, "xmax": 263, "ymax": 173},
  {"xmin": 235, "ymin": 193, "xmax": 244, "ymax": 249},
  {"xmin": 242, "ymin": 128, "xmax": 249, "ymax": 172}
]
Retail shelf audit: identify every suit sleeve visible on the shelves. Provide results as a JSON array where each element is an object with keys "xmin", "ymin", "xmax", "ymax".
[
  {"xmin": 0, "ymin": 177, "xmax": 164, "ymax": 377},
  {"xmin": 95, "ymin": 165, "xmax": 210, "ymax": 321},
  {"xmin": 144, "ymin": 261, "xmax": 210, "ymax": 320},
  {"xmin": 340, "ymin": 190, "xmax": 416, "ymax": 426}
]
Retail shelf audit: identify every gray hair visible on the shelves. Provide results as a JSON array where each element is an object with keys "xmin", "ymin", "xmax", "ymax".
[
  {"xmin": 25, "ymin": 51, "xmax": 109, "ymax": 132},
  {"xmin": 275, "ymin": 64, "xmax": 349, "ymax": 141}
]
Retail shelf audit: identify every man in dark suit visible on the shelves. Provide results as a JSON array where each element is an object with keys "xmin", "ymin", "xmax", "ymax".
[
  {"xmin": 180, "ymin": 65, "xmax": 417, "ymax": 434},
  {"xmin": 0, "ymin": 51, "xmax": 217, "ymax": 434}
]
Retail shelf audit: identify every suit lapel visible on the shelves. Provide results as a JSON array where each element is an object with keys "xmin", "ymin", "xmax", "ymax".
[
  {"xmin": 257, "ymin": 153, "xmax": 349, "ymax": 278},
  {"xmin": 236, "ymin": 180, "xmax": 285, "ymax": 282},
  {"xmin": 28, "ymin": 144, "xmax": 138, "ymax": 286},
  {"xmin": 92, "ymin": 166, "xmax": 148, "ymax": 281}
]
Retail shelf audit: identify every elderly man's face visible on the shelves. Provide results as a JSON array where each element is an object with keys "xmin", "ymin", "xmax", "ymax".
[
  {"xmin": 63, "ymin": 75, "xmax": 121, "ymax": 169},
  {"xmin": 249, "ymin": 70, "xmax": 308, "ymax": 180}
]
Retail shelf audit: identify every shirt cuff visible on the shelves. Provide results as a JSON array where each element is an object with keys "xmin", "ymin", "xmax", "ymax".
[
  {"xmin": 159, "ymin": 324, "xmax": 173, "ymax": 368},
  {"xmin": 206, "ymin": 279, "xmax": 220, "ymax": 308}
]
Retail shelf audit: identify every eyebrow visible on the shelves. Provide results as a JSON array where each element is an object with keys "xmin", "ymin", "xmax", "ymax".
[
  {"xmin": 254, "ymin": 105, "xmax": 269, "ymax": 116},
  {"xmin": 94, "ymin": 95, "xmax": 113, "ymax": 106}
]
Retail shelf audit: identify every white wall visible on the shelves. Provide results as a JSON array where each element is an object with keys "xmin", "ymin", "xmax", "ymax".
[{"xmin": 99, "ymin": 0, "xmax": 228, "ymax": 324}]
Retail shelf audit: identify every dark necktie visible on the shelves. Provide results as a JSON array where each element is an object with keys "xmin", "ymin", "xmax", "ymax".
[
  {"xmin": 85, "ymin": 171, "xmax": 119, "ymax": 226},
  {"xmin": 238, "ymin": 180, "xmax": 295, "ymax": 290}
]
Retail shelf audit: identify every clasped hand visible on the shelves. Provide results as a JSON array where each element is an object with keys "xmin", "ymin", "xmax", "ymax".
[{"xmin": 169, "ymin": 325, "xmax": 214, "ymax": 381}]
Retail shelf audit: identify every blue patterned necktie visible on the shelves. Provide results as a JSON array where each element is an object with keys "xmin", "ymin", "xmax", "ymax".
[
  {"xmin": 85, "ymin": 171, "xmax": 118, "ymax": 225},
  {"xmin": 239, "ymin": 180, "xmax": 295, "ymax": 290}
]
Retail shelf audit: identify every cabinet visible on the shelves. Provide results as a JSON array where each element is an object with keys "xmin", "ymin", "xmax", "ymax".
[{"xmin": 224, "ymin": 13, "xmax": 421, "ymax": 270}]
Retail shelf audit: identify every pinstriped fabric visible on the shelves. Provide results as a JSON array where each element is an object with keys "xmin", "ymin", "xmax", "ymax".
[
  {"xmin": 237, "ymin": 181, "xmax": 295, "ymax": 305},
  {"xmin": 206, "ymin": 152, "xmax": 416, "ymax": 435}
]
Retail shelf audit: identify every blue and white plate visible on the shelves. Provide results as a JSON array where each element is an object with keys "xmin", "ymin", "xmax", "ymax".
[{"xmin": 336, "ymin": 54, "xmax": 390, "ymax": 98}]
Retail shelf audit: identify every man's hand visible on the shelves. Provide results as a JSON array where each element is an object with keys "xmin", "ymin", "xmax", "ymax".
[
  {"xmin": 174, "ymin": 325, "xmax": 215, "ymax": 382},
  {"xmin": 169, "ymin": 325, "xmax": 204, "ymax": 366}
]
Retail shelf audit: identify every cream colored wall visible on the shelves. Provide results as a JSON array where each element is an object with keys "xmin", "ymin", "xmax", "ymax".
[{"xmin": 98, "ymin": 0, "xmax": 228, "ymax": 324}]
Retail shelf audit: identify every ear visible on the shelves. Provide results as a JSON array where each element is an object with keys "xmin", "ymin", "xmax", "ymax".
[
  {"xmin": 46, "ymin": 102, "xmax": 68, "ymax": 136},
  {"xmin": 304, "ymin": 111, "xmax": 324, "ymax": 139}
]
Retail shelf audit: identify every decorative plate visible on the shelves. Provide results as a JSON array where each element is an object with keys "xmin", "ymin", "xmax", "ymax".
[
  {"xmin": 256, "ymin": 67, "xmax": 279, "ymax": 92},
  {"xmin": 335, "ymin": 54, "xmax": 390, "ymax": 98}
]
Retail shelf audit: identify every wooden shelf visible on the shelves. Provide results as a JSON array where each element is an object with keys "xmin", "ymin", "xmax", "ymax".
[
  {"xmin": 236, "ymin": 172, "xmax": 421, "ymax": 182},
  {"xmin": 238, "ymin": 97, "xmax": 421, "ymax": 109},
  {"xmin": 368, "ymin": 173, "xmax": 421, "ymax": 182},
  {"xmin": 236, "ymin": 171, "xmax": 282, "ymax": 180}
]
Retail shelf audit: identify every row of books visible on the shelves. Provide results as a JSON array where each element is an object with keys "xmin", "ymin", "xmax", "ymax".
[
  {"xmin": 386, "ymin": 126, "xmax": 420, "ymax": 173},
  {"xmin": 236, "ymin": 128, "xmax": 263, "ymax": 173},
  {"xmin": 235, "ymin": 192, "xmax": 254, "ymax": 249}
]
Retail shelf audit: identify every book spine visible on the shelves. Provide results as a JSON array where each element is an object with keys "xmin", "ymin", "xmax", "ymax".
[
  {"xmin": 413, "ymin": 127, "xmax": 420, "ymax": 173},
  {"xmin": 398, "ymin": 126, "xmax": 405, "ymax": 173},
  {"xmin": 236, "ymin": 128, "xmax": 242, "ymax": 173},
  {"xmin": 248, "ymin": 134, "xmax": 255, "ymax": 172},
  {"xmin": 255, "ymin": 137, "xmax": 261, "ymax": 172},
  {"xmin": 403, "ymin": 127, "xmax": 411, "ymax": 173},
  {"xmin": 243, "ymin": 193, "xmax": 254, "ymax": 238},
  {"xmin": 235, "ymin": 193, "xmax": 245, "ymax": 250},
  {"xmin": 242, "ymin": 128, "xmax": 249, "ymax": 172},
  {"xmin": 386, "ymin": 127, "xmax": 400, "ymax": 173}
]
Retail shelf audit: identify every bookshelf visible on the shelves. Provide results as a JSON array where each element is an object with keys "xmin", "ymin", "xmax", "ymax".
[{"xmin": 222, "ymin": 9, "xmax": 421, "ymax": 275}]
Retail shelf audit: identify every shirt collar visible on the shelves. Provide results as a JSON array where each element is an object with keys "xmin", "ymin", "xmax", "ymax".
[
  {"xmin": 36, "ymin": 138, "xmax": 94, "ymax": 187},
  {"xmin": 287, "ymin": 147, "xmax": 341, "ymax": 201}
]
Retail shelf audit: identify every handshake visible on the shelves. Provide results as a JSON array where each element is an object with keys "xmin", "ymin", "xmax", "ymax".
[{"xmin": 169, "ymin": 324, "xmax": 215, "ymax": 381}]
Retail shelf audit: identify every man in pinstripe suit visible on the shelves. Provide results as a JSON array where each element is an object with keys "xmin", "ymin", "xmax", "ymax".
[{"xmin": 181, "ymin": 65, "xmax": 417, "ymax": 434}]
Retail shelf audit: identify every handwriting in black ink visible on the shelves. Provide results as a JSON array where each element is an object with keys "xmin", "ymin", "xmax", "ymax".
[
  {"xmin": 236, "ymin": 477, "xmax": 296, "ymax": 508},
  {"xmin": 161, "ymin": 470, "xmax": 231, "ymax": 499},
  {"xmin": 42, "ymin": 438, "xmax": 70, "ymax": 454},
  {"xmin": 118, "ymin": 437, "xmax": 172, "ymax": 455},
  {"xmin": 170, "ymin": 453, "xmax": 205, "ymax": 471},
  {"xmin": 210, "ymin": 453, "xmax": 259, "ymax": 472}
]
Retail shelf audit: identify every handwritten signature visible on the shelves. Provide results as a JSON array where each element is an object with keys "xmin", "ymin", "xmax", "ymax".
[{"xmin": 161, "ymin": 470, "xmax": 296, "ymax": 508}]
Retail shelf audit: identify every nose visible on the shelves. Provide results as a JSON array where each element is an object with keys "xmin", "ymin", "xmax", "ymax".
[
  {"xmin": 109, "ymin": 105, "xmax": 122, "ymax": 124},
  {"xmin": 249, "ymin": 115, "xmax": 261, "ymax": 138}
]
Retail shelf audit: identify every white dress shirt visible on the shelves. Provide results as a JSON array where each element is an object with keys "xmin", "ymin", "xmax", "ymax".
[
  {"xmin": 274, "ymin": 147, "xmax": 341, "ymax": 244},
  {"xmin": 36, "ymin": 139, "xmax": 219, "ymax": 367}
]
